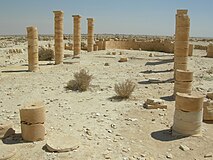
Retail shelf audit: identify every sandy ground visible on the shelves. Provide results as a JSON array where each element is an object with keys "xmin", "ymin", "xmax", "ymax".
[{"xmin": 0, "ymin": 39, "xmax": 213, "ymax": 160}]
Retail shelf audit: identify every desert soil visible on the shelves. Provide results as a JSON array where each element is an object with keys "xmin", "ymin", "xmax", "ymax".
[{"xmin": 0, "ymin": 39, "xmax": 213, "ymax": 160}]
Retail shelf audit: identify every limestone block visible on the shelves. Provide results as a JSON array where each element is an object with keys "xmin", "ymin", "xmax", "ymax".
[
  {"xmin": 175, "ymin": 92, "xmax": 204, "ymax": 112},
  {"xmin": 118, "ymin": 57, "xmax": 128, "ymax": 62},
  {"xmin": 172, "ymin": 109, "xmax": 202, "ymax": 136},
  {"xmin": 174, "ymin": 56, "xmax": 188, "ymax": 64},
  {"xmin": 20, "ymin": 102, "xmax": 45, "ymax": 124},
  {"xmin": 175, "ymin": 69, "xmax": 193, "ymax": 82},
  {"xmin": 0, "ymin": 121, "xmax": 15, "ymax": 139},
  {"xmin": 203, "ymin": 99, "xmax": 213, "ymax": 121},
  {"xmin": 46, "ymin": 134, "xmax": 80, "ymax": 152},
  {"xmin": 175, "ymin": 48, "xmax": 189, "ymax": 57},
  {"xmin": 144, "ymin": 98, "xmax": 167, "ymax": 109},
  {"xmin": 177, "ymin": 10, "xmax": 188, "ymax": 15},
  {"xmin": 174, "ymin": 63, "xmax": 187, "ymax": 71},
  {"xmin": 21, "ymin": 123, "xmax": 45, "ymax": 142}
]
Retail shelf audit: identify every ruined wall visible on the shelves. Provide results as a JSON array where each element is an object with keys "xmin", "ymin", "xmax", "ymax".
[{"xmin": 96, "ymin": 39, "xmax": 174, "ymax": 53}]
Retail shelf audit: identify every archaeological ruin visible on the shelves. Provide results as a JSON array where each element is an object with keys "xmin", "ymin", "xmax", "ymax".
[
  {"xmin": 26, "ymin": 26, "xmax": 39, "ymax": 72},
  {"xmin": 53, "ymin": 11, "xmax": 64, "ymax": 64},
  {"xmin": 0, "ymin": 5, "xmax": 213, "ymax": 159}
]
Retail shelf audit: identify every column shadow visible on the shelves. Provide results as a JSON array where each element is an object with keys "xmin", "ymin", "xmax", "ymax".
[{"xmin": 151, "ymin": 129, "xmax": 187, "ymax": 142}]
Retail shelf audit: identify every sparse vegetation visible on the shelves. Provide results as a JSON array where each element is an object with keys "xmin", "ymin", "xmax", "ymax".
[
  {"xmin": 66, "ymin": 69, "xmax": 93, "ymax": 92},
  {"xmin": 114, "ymin": 79, "xmax": 136, "ymax": 99},
  {"xmin": 206, "ymin": 67, "xmax": 213, "ymax": 74},
  {"xmin": 39, "ymin": 47, "xmax": 54, "ymax": 61}
]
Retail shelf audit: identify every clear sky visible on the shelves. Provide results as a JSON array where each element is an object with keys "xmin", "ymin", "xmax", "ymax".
[{"xmin": 0, "ymin": 0, "xmax": 212, "ymax": 37}]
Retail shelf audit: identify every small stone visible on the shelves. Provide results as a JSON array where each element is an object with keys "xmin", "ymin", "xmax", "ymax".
[
  {"xmin": 111, "ymin": 124, "xmax": 116, "ymax": 129},
  {"xmin": 122, "ymin": 148, "xmax": 129, "ymax": 153},
  {"xmin": 159, "ymin": 113, "xmax": 164, "ymax": 116},
  {"xmin": 204, "ymin": 153, "xmax": 212, "ymax": 158},
  {"xmin": 85, "ymin": 128, "xmax": 92, "ymax": 136},
  {"xmin": 103, "ymin": 154, "xmax": 111, "ymax": 159},
  {"xmin": 107, "ymin": 129, "xmax": 113, "ymax": 133},
  {"xmin": 104, "ymin": 63, "xmax": 110, "ymax": 66},
  {"xmin": 166, "ymin": 153, "xmax": 173, "ymax": 159},
  {"xmin": 120, "ymin": 137, "xmax": 124, "ymax": 140},
  {"xmin": 179, "ymin": 144, "xmax": 190, "ymax": 151}
]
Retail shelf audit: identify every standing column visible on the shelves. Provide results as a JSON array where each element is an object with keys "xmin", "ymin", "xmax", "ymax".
[
  {"xmin": 207, "ymin": 43, "xmax": 213, "ymax": 58},
  {"xmin": 174, "ymin": 10, "xmax": 190, "ymax": 73},
  {"xmin": 72, "ymin": 15, "xmax": 81, "ymax": 57},
  {"xmin": 87, "ymin": 18, "xmax": 94, "ymax": 52},
  {"xmin": 27, "ymin": 26, "xmax": 39, "ymax": 72},
  {"xmin": 53, "ymin": 11, "xmax": 64, "ymax": 64}
]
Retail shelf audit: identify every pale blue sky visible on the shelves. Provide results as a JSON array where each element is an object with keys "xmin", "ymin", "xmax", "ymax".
[{"xmin": 0, "ymin": 0, "xmax": 212, "ymax": 37}]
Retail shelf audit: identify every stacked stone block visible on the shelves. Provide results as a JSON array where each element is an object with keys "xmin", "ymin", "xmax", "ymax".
[
  {"xmin": 172, "ymin": 92, "xmax": 204, "ymax": 136},
  {"xmin": 27, "ymin": 27, "xmax": 39, "ymax": 72},
  {"xmin": 174, "ymin": 10, "xmax": 190, "ymax": 72},
  {"xmin": 174, "ymin": 69, "xmax": 193, "ymax": 95},
  {"xmin": 20, "ymin": 103, "xmax": 45, "ymax": 141},
  {"xmin": 53, "ymin": 11, "xmax": 64, "ymax": 64}
]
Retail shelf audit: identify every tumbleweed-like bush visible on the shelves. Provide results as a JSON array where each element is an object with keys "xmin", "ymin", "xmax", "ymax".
[
  {"xmin": 66, "ymin": 69, "xmax": 93, "ymax": 92},
  {"xmin": 39, "ymin": 47, "xmax": 54, "ymax": 61},
  {"xmin": 114, "ymin": 79, "xmax": 136, "ymax": 99}
]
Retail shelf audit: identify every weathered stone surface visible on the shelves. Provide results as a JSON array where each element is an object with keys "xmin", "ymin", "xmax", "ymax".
[
  {"xmin": 175, "ymin": 92, "xmax": 204, "ymax": 112},
  {"xmin": 20, "ymin": 102, "xmax": 45, "ymax": 124},
  {"xmin": 21, "ymin": 123, "xmax": 45, "ymax": 142},
  {"xmin": 46, "ymin": 134, "xmax": 80, "ymax": 152},
  {"xmin": 203, "ymin": 99, "xmax": 213, "ymax": 121},
  {"xmin": 118, "ymin": 57, "xmax": 128, "ymax": 62},
  {"xmin": 144, "ymin": 98, "xmax": 167, "ymax": 109}
]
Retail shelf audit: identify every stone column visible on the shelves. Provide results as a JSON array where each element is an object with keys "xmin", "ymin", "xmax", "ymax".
[
  {"xmin": 188, "ymin": 44, "xmax": 193, "ymax": 56},
  {"xmin": 72, "ymin": 15, "xmax": 81, "ymax": 57},
  {"xmin": 27, "ymin": 26, "xmax": 39, "ymax": 72},
  {"xmin": 20, "ymin": 102, "xmax": 45, "ymax": 141},
  {"xmin": 207, "ymin": 43, "xmax": 213, "ymax": 58},
  {"xmin": 93, "ymin": 44, "xmax": 98, "ymax": 51},
  {"xmin": 174, "ymin": 10, "xmax": 190, "ymax": 73},
  {"xmin": 87, "ymin": 18, "xmax": 94, "ymax": 52},
  {"xmin": 53, "ymin": 11, "xmax": 64, "ymax": 64}
]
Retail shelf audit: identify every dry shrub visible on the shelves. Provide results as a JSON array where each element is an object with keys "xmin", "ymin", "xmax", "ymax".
[
  {"xmin": 206, "ymin": 67, "xmax": 213, "ymax": 74},
  {"xmin": 39, "ymin": 47, "xmax": 54, "ymax": 61},
  {"xmin": 66, "ymin": 69, "xmax": 93, "ymax": 92},
  {"xmin": 194, "ymin": 45, "xmax": 207, "ymax": 50},
  {"xmin": 114, "ymin": 79, "xmax": 136, "ymax": 99}
]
